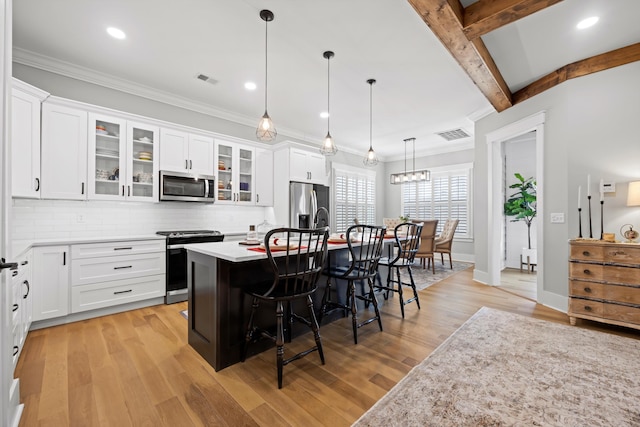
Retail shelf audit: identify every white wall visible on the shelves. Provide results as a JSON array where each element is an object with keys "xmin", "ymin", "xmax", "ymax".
[
  {"xmin": 504, "ymin": 132, "xmax": 536, "ymax": 268},
  {"xmin": 474, "ymin": 61, "xmax": 640, "ymax": 309}
]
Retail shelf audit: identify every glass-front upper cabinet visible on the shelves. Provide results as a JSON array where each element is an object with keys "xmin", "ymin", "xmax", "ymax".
[
  {"xmin": 88, "ymin": 113, "xmax": 158, "ymax": 202},
  {"xmin": 215, "ymin": 140, "xmax": 254, "ymax": 204}
]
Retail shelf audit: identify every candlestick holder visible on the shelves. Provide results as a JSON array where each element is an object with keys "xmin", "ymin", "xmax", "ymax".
[
  {"xmin": 600, "ymin": 200, "xmax": 604, "ymax": 240},
  {"xmin": 578, "ymin": 207, "xmax": 583, "ymax": 238},
  {"xmin": 588, "ymin": 195, "xmax": 593, "ymax": 238}
]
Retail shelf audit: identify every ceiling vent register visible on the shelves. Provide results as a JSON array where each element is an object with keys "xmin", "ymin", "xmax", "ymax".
[
  {"xmin": 437, "ymin": 128, "xmax": 470, "ymax": 141},
  {"xmin": 196, "ymin": 73, "xmax": 218, "ymax": 85}
]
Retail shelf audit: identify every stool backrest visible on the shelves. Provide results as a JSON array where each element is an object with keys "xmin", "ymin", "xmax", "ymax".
[
  {"xmin": 344, "ymin": 224, "xmax": 386, "ymax": 279},
  {"xmin": 391, "ymin": 222, "xmax": 423, "ymax": 264},
  {"xmin": 263, "ymin": 227, "xmax": 330, "ymax": 297}
]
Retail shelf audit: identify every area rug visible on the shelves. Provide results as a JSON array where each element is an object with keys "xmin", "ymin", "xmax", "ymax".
[
  {"xmin": 352, "ymin": 307, "xmax": 640, "ymax": 427},
  {"xmin": 406, "ymin": 261, "xmax": 472, "ymax": 291}
]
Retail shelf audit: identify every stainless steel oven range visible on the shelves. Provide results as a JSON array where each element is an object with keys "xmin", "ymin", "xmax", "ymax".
[{"xmin": 156, "ymin": 230, "xmax": 224, "ymax": 303}]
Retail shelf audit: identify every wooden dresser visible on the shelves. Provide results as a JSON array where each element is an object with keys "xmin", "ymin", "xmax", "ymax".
[{"xmin": 569, "ymin": 239, "xmax": 640, "ymax": 330}]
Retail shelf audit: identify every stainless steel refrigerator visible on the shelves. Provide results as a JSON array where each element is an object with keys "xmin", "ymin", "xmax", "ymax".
[{"xmin": 289, "ymin": 181, "xmax": 330, "ymax": 228}]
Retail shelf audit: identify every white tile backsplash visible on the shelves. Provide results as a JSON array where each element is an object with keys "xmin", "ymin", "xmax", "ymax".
[{"xmin": 11, "ymin": 199, "xmax": 273, "ymax": 241}]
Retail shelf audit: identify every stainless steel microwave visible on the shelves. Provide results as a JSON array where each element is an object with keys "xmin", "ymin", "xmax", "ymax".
[{"xmin": 159, "ymin": 171, "xmax": 215, "ymax": 203}]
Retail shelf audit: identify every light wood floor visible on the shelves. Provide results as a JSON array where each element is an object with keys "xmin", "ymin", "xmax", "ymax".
[
  {"xmin": 15, "ymin": 268, "xmax": 640, "ymax": 426},
  {"xmin": 499, "ymin": 267, "xmax": 537, "ymax": 301}
]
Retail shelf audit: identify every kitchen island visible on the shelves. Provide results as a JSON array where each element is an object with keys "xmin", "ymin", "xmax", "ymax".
[{"xmin": 184, "ymin": 239, "xmax": 391, "ymax": 371}]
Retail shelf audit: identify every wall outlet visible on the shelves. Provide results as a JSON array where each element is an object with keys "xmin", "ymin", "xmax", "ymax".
[
  {"xmin": 76, "ymin": 214, "xmax": 85, "ymax": 223},
  {"xmin": 550, "ymin": 213, "xmax": 564, "ymax": 223}
]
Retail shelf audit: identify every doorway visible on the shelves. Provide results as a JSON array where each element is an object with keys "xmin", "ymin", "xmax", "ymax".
[
  {"xmin": 498, "ymin": 131, "xmax": 537, "ymax": 300},
  {"xmin": 486, "ymin": 112, "xmax": 545, "ymax": 303}
]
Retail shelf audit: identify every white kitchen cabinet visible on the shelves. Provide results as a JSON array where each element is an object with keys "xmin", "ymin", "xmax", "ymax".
[
  {"xmin": 70, "ymin": 240, "xmax": 165, "ymax": 313},
  {"xmin": 215, "ymin": 140, "xmax": 255, "ymax": 204},
  {"xmin": 32, "ymin": 246, "xmax": 70, "ymax": 321},
  {"xmin": 88, "ymin": 113, "xmax": 159, "ymax": 202},
  {"xmin": 11, "ymin": 79, "xmax": 48, "ymax": 199},
  {"xmin": 160, "ymin": 128, "xmax": 214, "ymax": 176},
  {"xmin": 10, "ymin": 252, "xmax": 32, "ymax": 370},
  {"xmin": 255, "ymin": 147, "xmax": 273, "ymax": 206},
  {"xmin": 289, "ymin": 147, "xmax": 327, "ymax": 185},
  {"xmin": 41, "ymin": 99, "xmax": 88, "ymax": 200}
]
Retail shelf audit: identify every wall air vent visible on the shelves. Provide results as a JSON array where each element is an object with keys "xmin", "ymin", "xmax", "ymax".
[
  {"xmin": 195, "ymin": 73, "xmax": 218, "ymax": 85},
  {"xmin": 436, "ymin": 128, "xmax": 470, "ymax": 141}
]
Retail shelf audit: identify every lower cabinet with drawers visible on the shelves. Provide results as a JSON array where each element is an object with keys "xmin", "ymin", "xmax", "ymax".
[
  {"xmin": 568, "ymin": 239, "xmax": 640, "ymax": 330},
  {"xmin": 70, "ymin": 239, "xmax": 165, "ymax": 313}
]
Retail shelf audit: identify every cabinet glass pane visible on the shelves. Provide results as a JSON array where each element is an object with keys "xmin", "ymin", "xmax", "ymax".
[
  {"xmin": 94, "ymin": 120, "xmax": 121, "ymax": 196},
  {"xmin": 239, "ymin": 148, "xmax": 253, "ymax": 202},
  {"xmin": 217, "ymin": 144, "xmax": 233, "ymax": 201},
  {"xmin": 131, "ymin": 127, "xmax": 155, "ymax": 199}
]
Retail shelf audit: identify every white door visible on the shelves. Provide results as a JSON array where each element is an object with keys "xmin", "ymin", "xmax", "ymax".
[
  {"xmin": 188, "ymin": 134, "xmax": 214, "ymax": 175},
  {"xmin": 159, "ymin": 127, "xmax": 188, "ymax": 173},
  {"xmin": 41, "ymin": 102, "xmax": 88, "ymax": 200}
]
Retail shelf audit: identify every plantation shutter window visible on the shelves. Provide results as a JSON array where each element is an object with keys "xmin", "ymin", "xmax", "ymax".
[{"xmin": 333, "ymin": 164, "xmax": 376, "ymax": 233}]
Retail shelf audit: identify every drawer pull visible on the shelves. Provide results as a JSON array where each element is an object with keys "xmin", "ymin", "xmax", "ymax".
[
  {"xmin": 114, "ymin": 265, "xmax": 133, "ymax": 270},
  {"xmin": 13, "ymin": 346, "xmax": 19, "ymax": 356},
  {"xmin": 584, "ymin": 305, "xmax": 592, "ymax": 312},
  {"xmin": 114, "ymin": 289, "xmax": 133, "ymax": 295},
  {"xmin": 582, "ymin": 251, "xmax": 590, "ymax": 256},
  {"xmin": 612, "ymin": 251, "xmax": 626, "ymax": 256},
  {"xmin": 583, "ymin": 269, "xmax": 591, "ymax": 275},
  {"xmin": 113, "ymin": 247, "xmax": 133, "ymax": 251},
  {"xmin": 12, "ymin": 303, "xmax": 18, "ymax": 312},
  {"xmin": 583, "ymin": 287, "xmax": 592, "ymax": 293}
]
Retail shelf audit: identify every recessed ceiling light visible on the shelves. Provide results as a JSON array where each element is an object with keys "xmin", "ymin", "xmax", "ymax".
[
  {"xmin": 320, "ymin": 112, "xmax": 329, "ymax": 119},
  {"xmin": 244, "ymin": 82, "xmax": 257, "ymax": 90},
  {"xmin": 107, "ymin": 27, "xmax": 126, "ymax": 40},
  {"xmin": 576, "ymin": 16, "xmax": 599, "ymax": 30}
]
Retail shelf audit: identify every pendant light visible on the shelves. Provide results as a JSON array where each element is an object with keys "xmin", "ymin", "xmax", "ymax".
[
  {"xmin": 320, "ymin": 51, "xmax": 337, "ymax": 155},
  {"xmin": 256, "ymin": 10, "xmax": 276, "ymax": 142},
  {"xmin": 363, "ymin": 79, "xmax": 379, "ymax": 166},
  {"xmin": 390, "ymin": 138, "xmax": 431, "ymax": 184}
]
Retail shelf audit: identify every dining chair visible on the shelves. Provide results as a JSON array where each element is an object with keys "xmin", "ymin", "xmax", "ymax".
[
  {"xmin": 319, "ymin": 224, "xmax": 386, "ymax": 344},
  {"xmin": 375, "ymin": 222, "xmax": 423, "ymax": 318},
  {"xmin": 241, "ymin": 226, "xmax": 330, "ymax": 389},
  {"xmin": 412, "ymin": 219, "xmax": 438, "ymax": 273},
  {"xmin": 434, "ymin": 219, "xmax": 459, "ymax": 269}
]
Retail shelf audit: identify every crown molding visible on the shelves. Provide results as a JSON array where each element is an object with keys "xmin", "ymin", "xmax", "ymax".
[{"xmin": 12, "ymin": 48, "xmax": 314, "ymax": 142}]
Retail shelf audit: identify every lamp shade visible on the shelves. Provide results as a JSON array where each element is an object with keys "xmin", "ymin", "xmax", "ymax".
[{"xmin": 627, "ymin": 181, "xmax": 640, "ymax": 206}]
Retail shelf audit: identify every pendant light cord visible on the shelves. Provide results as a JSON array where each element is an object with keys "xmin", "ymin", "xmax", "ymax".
[
  {"xmin": 404, "ymin": 139, "xmax": 407, "ymax": 175},
  {"xmin": 327, "ymin": 55, "xmax": 330, "ymax": 133},
  {"xmin": 264, "ymin": 17, "xmax": 268, "ymax": 111},
  {"xmin": 369, "ymin": 82, "xmax": 373, "ymax": 150}
]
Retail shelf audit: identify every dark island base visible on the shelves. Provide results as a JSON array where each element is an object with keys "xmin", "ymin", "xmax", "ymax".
[{"xmin": 187, "ymin": 249, "xmax": 389, "ymax": 371}]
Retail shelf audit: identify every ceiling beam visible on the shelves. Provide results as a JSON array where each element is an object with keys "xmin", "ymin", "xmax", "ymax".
[
  {"xmin": 513, "ymin": 43, "xmax": 640, "ymax": 105},
  {"xmin": 463, "ymin": 0, "xmax": 564, "ymax": 40},
  {"xmin": 408, "ymin": 0, "xmax": 513, "ymax": 112}
]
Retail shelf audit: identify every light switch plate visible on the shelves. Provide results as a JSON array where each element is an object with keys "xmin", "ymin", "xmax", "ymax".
[{"xmin": 550, "ymin": 213, "xmax": 564, "ymax": 223}]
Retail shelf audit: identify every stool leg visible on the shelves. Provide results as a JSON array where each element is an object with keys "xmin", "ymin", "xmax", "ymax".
[
  {"xmin": 396, "ymin": 266, "xmax": 405, "ymax": 319},
  {"xmin": 276, "ymin": 301, "xmax": 285, "ymax": 389},
  {"xmin": 285, "ymin": 301, "xmax": 293, "ymax": 343},
  {"xmin": 349, "ymin": 280, "xmax": 358, "ymax": 344},
  {"xmin": 307, "ymin": 295, "xmax": 325, "ymax": 364},
  {"xmin": 242, "ymin": 297, "xmax": 259, "ymax": 362},
  {"xmin": 408, "ymin": 265, "xmax": 420, "ymax": 310},
  {"xmin": 368, "ymin": 277, "xmax": 383, "ymax": 332}
]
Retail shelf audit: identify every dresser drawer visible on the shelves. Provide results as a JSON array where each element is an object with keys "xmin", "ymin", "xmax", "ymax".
[
  {"xmin": 71, "ymin": 240, "xmax": 165, "ymax": 259},
  {"xmin": 603, "ymin": 245, "xmax": 640, "ymax": 264},
  {"xmin": 71, "ymin": 252, "xmax": 165, "ymax": 286},
  {"xmin": 604, "ymin": 284, "xmax": 640, "ymax": 305},
  {"xmin": 570, "ymin": 244, "xmax": 604, "ymax": 262},
  {"xmin": 569, "ymin": 280, "xmax": 605, "ymax": 299},
  {"xmin": 569, "ymin": 263, "xmax": 603, "ymax": 281},
  {"xmin": 601, "ymin": 265, "xmax": 640, "ymax": 286},
  {"xmin": 569, "ymin": 298, "xmax": 603, "ymax": 317},
  {"xmin": 71, "ymin": 274, "xmax": 165, "ymax": 313},
  {"xmin": 603, "ymin": 303, "xmax": 640, "ymax": 326}
]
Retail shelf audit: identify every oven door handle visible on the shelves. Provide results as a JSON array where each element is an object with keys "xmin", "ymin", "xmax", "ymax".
[{"xmin": 167, "ymin": 244, "xmax": 186, "ymax": 250}]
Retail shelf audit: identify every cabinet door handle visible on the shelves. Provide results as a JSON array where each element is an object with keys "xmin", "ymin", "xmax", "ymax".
[
  {"xmin": 35, "ymin": 177, "xmax": 40, "ymax": 191},
  {"xmin": 256, "ymin": 194, "xmax": 259, "ymax": 203},
  {"xmin": 114, "ymin": 247, "xmax": 132, "ymax": 251},
  {"xmin": 81, "ymin": 182, "xmax": 85, "ymax": 195},
  {"xmin": 584, "ymin": 287, "xmax": 591, "ymax": 293},
  {"xmin": 122, "ymin": 185, "xmax": 125, "ymax": 196},
  {"xmin": 12, "ymin": 303, "xmax": 19, "ymax": 312},
  {"xmin": 190, "ymin": 160, "xmax": 193, "ymax": 169},
  {"xmin": 13, "ymin": 346, "xmax": 19, "ymax": 356},
  {"xmin": 582, "ymin": 251, "xmax": 590, "ymax": 256},
  {"xmin": 185, "ymin": 159, "xmax": 188, "ymax": 169},
  {"xmin": 113, "ymin": 265, "xmax": 133, "ymax": 270},
  {"xmin": 21, "ymin": 260, "xmax": 28, "ymax": 266},
  {"xmin": 23, "ymin": 280, "xmax": 30, "ymax": 298},
  {"xmin": 127, "ymin": 186, "xmax": 131, "ymax": 197},
  {"xmin": 63, "ymin": 251, "xmax": 66, "ymax": 266},
  {"xmin": 114, "ymin": 289, "xmax": 133, "ymax": 295}
]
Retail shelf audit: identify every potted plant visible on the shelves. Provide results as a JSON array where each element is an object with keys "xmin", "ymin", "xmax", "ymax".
[{"xmin": 504, "ymin": 173, "xmax": 537, "ymax": 264}]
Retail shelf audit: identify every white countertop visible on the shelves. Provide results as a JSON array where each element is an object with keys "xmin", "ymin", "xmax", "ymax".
[
  {"xmin": 184, "ymin": 240, "xmax": 353, "ymax": 263},
  {"xmin": 12, "ymin": 234, "xmax": 166, "ymax": 258}
]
